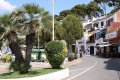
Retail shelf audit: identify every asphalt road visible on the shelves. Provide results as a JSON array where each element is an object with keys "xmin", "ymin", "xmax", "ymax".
[{"xmin": 64, "ymin": 55, "xmax": 120, "ymax": 80}]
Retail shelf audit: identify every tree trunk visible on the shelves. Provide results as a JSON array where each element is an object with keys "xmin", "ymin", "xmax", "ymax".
[
  {"xmin": 0, "ymin": 40, "xmax": 2, "ymax": 51},
  {"xmin": 25, "ymin": 33, "xmax": 35, "ymax": 66},
  {"xmin": 68, "ymin": 44, "xmax": 73, "ymax": 54},
  {"xmin": 6, "ymin": 30, "xmax": 24, "ymax": 63}
]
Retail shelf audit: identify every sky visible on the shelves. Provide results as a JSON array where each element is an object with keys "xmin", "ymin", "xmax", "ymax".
[{"xmin": 0, "ymin": 0, "xmax": 113, "ymax": 15}]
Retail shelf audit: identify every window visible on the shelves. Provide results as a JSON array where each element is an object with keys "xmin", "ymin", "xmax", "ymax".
[
  {"xmin": 94, "ymin": 23, "xmax": 98, "ymax": 28},
  {"xmin": 101, "ymin": 22, "xmax": 104, "ymax": 26},
  {"xmin": 107, "ymin": 18, "xmax": 113, "ymax": 26}
]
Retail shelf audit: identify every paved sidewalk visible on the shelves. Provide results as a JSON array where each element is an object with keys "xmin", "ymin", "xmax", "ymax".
[
  {"xmin": 0, "ymin": 62, "xmax": 51, "ymax": 74},
  {"xmin": 64, "ymin": 58, "xmax": 81, "ymax": 68},
  {"xmin": 0, "ymin": 63, "xmax": 10, "ymax": 74}
]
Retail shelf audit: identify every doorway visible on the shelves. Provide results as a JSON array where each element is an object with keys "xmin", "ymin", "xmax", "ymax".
[{"xmin": 90, "ymin": 46, "xmax": 94, "ymax": 55}]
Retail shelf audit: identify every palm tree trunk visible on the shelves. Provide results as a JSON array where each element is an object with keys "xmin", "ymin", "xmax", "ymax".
[
  {"xmin": 6, "ymin": 30, "xmax": 24, "ymax": 63},
  {"xmin": 25, "ymin": 33, "xmax": 35, "ymax": 66},
  {"xmin": 0, "ymin": 40, "xmax": 2, "ymax": 51}
]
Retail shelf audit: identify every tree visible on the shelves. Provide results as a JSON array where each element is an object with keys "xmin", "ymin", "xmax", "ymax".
[
  {"xmin": 86, "ymin": 1, "xmax": 103, "ymax": 18},
  {"xmin": 71, "ymin": 4, "xmax": 87, "ymax": 18},
  {"xmin": 22, "ymin": 3, "xmax": 48, "ymax": 69},
  {"xmin": 39, "ymin": 27, "xmax": 52, "ymax": 46},
  {"xmin": 39, "ymin": 15, "xmax": 52, "ymax": 46},
  {"xmin": 11, "ymin": 3, "xmax": 49, "ymax": 73},
  {"xmin": 94, "ymin": 0, "xmax": 108, "ymax": 16},
  {"xmin": 108, "ymin": 0, "xmax": 120, "ymax": 9},
  {"xmin": 0, "ymin": 25, "xmax": 5, "ymax": 50},
  {"xmin": 62, "ymin": 14, "xmax": 83, "ymax": 53},
  {"xmin": 59, "ymin": 10, "xmax": 72, "ymax": 20},
  {"xmin": 55, "ymin": 22, "xmax": 65, "ymax": 40},
  {"xmin": 0, "ymin": 14, "xmax": 24, "ymax": 65}
]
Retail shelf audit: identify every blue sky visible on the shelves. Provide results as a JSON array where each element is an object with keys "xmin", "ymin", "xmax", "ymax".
[{"xmin": 0, "ymin": 0, "xmax": 113, "ymax": 15}]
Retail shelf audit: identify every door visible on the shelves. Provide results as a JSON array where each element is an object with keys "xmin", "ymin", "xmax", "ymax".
[{"xmin": 90, "ymin": 46, "xmax": 94, "ymax": 55}]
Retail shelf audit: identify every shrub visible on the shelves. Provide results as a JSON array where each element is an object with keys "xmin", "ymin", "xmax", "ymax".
[
  {"xmin": 1, "ymin": 55, "xmax": 12, "ymax": 63},
  {"xmin": 6, "ymin": 55, "xmax": 12, "ymax": 62},
  {"xmin": 10, "ymin": 61, "xmax": 21, "ymax": 71},
  {"xmin": 68, "ymin": 53, "xmax": 75, "ymax": 61},
  {"xmin": 20, "ymin": 63, "xmax": 31, "ymax": 74},
  {"xmin": 1, "ymin": 55, "xmax": 6, "ymax": 63},
  {"xmin": 10, "ymin": 61, "xmax": 31, "ymax": 74},
  {"xmin": 45, "ymin": 40, "xmax": 67, "ymax": 68}
]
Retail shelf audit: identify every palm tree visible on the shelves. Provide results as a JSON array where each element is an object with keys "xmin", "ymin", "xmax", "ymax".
[
  {"xmin": 0, "ymin": 14, "xmax": 24, "ymax": 63},
  {"xmin": 23, "ymin": 3, "xmax": 50, "ymax": 66},
  {"xmin": 10, "ymin": 3, "xmax": 51, "ymax": 73},
  {"xmin": 12, "ymin": 3, "xmax": 50, "ymax": 68}
]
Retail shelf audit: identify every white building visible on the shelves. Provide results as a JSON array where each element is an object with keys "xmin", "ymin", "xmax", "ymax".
[{"xmin": 76, "ymin": 9, "xmax": 120, "ymax": 55}]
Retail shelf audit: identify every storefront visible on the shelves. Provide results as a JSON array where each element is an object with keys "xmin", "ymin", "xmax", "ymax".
[{"xmin": 105, "ymin": 22, "xmax": 120, "ymax": 57}]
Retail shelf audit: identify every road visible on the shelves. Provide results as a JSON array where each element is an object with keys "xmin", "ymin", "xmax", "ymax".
[{"xmin": 64, "ymin": 55, "xmax": 120, "ymax": 80}]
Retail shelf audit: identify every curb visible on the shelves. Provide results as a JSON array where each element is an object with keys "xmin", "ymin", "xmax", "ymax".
[{"xmin": 1, "ymin": 68, "xmax": 69, "ymax": 80}]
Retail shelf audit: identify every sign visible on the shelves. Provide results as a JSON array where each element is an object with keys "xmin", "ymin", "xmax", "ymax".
[{"xmin": 105, "ymin": 31, "xmax": 117, "ymax": 39}]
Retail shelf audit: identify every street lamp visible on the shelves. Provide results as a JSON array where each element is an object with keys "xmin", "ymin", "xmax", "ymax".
[{"xmin": 52, "ymin": 0, "xmax": 55, "ymax": 41}]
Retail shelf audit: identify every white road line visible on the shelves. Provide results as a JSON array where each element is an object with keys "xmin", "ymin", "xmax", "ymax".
[
  {"xmin": 70, "ymin": 68, "xmax": 88, "ymax": 72},
  {"xmin": 67, "ymin": 60, "xmax": 97, "ymax": 80}
]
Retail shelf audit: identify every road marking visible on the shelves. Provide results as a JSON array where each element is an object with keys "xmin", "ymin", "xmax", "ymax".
[
  {"xmin": 67, "ymin": 60, "xmax": 97, "ymax": 80},
  {"xmin": 70, "ymin": 68, "xmax": 88, "ymax": 72}
]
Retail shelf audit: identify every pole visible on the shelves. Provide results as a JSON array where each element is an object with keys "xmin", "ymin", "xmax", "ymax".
[{"xmin": 52, "ymin": 0, "xmax": 55, "ymax": 41}]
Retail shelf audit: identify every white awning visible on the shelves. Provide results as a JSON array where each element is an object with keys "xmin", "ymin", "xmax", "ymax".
[{"xmin": 98, "ymin": 44, "xmax": 111, "ymax": 47}]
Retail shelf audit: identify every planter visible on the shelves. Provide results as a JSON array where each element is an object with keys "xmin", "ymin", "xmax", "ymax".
[{"xmin": 1, "ymin": 68, "xmax": 69, "ymax": 80}]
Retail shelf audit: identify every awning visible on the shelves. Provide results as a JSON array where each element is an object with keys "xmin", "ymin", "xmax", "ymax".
[
  {"xmin": 87, "ymin": 32, "xmax": 94, "ymax": 37},
  {"xmin": 97, "ymin": 32, "xmax": 102, "ymax": 34},
  {"xmin": 97, "ymin": 29, "xmax": 107, "ymax": 35},
  {"xmin": 97, "ymin": 44, "xmax": 111, "ymax": 47}
]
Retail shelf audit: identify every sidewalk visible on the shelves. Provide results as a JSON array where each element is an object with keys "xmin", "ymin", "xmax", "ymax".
[
  {"xmin": 64, "ymin": 58, "xmax": 81, "ymax": 67},
  {"xmin": 0, "ymin": 63, "xmax": 10, "ymax": 74}
]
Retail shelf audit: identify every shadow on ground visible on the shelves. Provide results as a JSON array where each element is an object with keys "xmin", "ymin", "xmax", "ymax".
[
  {"xmin": 104, "ymin": 58, "xmax": 120, "ymax": 71},
  {"xmin": 104, "ymin": 58, "xmax": 120, "ymax": 80}
]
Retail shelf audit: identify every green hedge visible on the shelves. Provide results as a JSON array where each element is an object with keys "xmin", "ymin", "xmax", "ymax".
[{"xmin": 45, "ymin": 40, "xmax": 67, "ymax": 68}]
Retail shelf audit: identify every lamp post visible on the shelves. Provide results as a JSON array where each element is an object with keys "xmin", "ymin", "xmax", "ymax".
[
  {"xmin": 46, "ymin": 0, "xmax": 55, "ymax": 40},
  {"xmin": 52, "ymin": 0, "xmax": 55, "ymax": 41}
]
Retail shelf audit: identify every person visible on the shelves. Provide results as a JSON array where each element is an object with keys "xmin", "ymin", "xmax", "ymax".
[
  {"xmin": 87, "ymin": 49, "xmax": 89, "ymax": 54},
  {"xmin": 79, "ymin": 49, "xmax": 82, "ymax": 57}
]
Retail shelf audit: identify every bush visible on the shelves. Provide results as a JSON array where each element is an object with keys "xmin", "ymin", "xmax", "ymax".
[
  {"xmin": 6, "ymin": 55, "xmax": 12, "ymax": 62},
  {"xmin": 10, "ymin": 61, "xmax": 21, "ymax": 71},
  {"xmin": 68, "ymin": 53, "xmax": 75, "ymax": 61},
  {"xmin": 20, "ymin": 63, "xmax": 31, "ymax": 74},
  {"xmin": 45, "ymin": 40, "xmax": 67, "ymax": 68},
  {"xmin": 1, "ymin": 55, "xmax": 12, "ymax": 63},
  {"xmin": 1, "ymin": 55, "xmax": 6, "ymax": 63},
  {"xmin": 10, "ymin": 61, "xmax": 31, "ymax": 74}
]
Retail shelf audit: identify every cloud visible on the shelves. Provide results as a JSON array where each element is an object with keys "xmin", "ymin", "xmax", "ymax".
[{"xmin": 0, "ymin": 0, "xmax": 16, "ymax": 11}]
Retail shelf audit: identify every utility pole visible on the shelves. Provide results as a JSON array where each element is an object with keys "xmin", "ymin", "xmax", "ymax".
[
  {"xmin": 52, "ymin": 0, "xmax": 55, "ymax": 41},
  {"xmin": 46, "ymin": 0, "xmax": 55, "ymax": 41}
]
